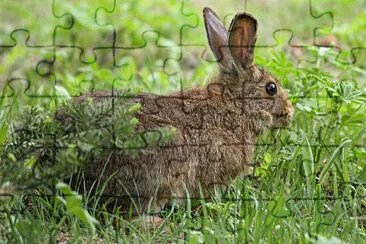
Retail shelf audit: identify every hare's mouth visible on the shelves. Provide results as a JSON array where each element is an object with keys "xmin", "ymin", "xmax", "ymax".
[
  {"xmin": 279, "ymin": 113, "xmax": 292, "ymax": 120},
  {"xmin": 277, "ymin": 113, "xmax": 288, "ymax": 118},
  {"xmin": 273, "ymin": 113, "xmax": 292, "ymax": 127},
  {"xmin": 274, "ymin": 113, "xmax": 289, "ymax": 120}
]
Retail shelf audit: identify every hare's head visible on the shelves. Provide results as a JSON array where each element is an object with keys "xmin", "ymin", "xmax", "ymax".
[{"xmin": 203, "ymin": 7, "xmax": 293, "ymax": 128}]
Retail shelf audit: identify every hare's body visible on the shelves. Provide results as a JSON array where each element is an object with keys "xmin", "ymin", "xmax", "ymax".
[
  {"xmin": 59, "ymin": 8, "xmax": 294, "ymax": 214},
  {"xmin": 78, "ymin": 81, "xmax": 257, "ymax": 212}
]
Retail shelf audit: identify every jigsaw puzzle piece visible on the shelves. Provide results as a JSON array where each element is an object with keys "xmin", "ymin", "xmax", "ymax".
[
  {"xmin": 0, "ymin": 30, "xmax": 58, "ymax": 98},
  {"xmin": 0, "ymin": 77, "xmax": 59, "ymax": 114},
  {"xmin": 115, "ymin": 38, "xmax": 182, "ymax": 94},
  {"xmin": 310, "ymin": 0, "xmax": 366, "ymax": 69},
  {"xmin": 0, "ymin": 30, "xmax": 68, "ymax": 104},
  {"xmin": 245, "ymin": 0, "xmax": 333, "ymax": 47},
  {"xmin": 284, "ymin": 196, "xmax": 338, "ymax": 238},
  {"xmin": 96, "ymin": 1, "xmax": 202, "ymax": 95},
  {"xmin": 52, "ymin": 0, "xmax": 116, "ymax": 65},
  {"xmin": 96, "ymin": 0, "xmax": 198, "ymax": 49},
  {"xmin": 0, "ymin": 1, "xmax": 71, "ymax": 47},
  {"xmin": 3, "ymin": 78, "xmax": 31, "ymax": 99},
  {"xmin": 0, "ymin": 1, "xmax": 73, "ymax": 98}
]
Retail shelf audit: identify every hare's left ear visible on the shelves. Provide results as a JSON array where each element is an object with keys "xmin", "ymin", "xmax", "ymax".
[
  {"xmin": 228, "ymin": 12, "xmax": 258, "ymax": 71},
  {"xmin": 203, "ymin": 7, "xmax": 233, "ymax": 73}
]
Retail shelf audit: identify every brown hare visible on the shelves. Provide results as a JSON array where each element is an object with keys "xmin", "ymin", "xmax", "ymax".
[{"xmin": 56, "ymin": 7, "xmax": 293, "ymax": 215}]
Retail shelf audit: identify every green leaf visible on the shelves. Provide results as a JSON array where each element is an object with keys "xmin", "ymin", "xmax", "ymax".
[
  {"xmin": 319, "ymin": 140, "xmax": 352, "ymax": 185},
  {"xmin": 356, "ymin": 155, "xmax": 366, "ymax": 184},
  {"xmin": 128, "ymin": 103, "xmax": 141, "ymax": 113},
  {"xmin": 56, "ymin": 182, "xmax": 98, "ymax": 234},
  {"xmin": 354, "ymin": 148, "xmax": 366, "ymax": 157},
  {"xmin": 264, "ymin": 152, "xmax": 271, "ymax": 164},
  {"xmin": 24, "ymin": 157, "xmax": 37, "ymax": 168},
  {"xmin": 0, "ymin": 125, "xmax": 8, "ymax": 154}
]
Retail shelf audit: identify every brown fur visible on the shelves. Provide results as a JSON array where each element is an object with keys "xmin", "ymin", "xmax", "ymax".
[{"xmin": 55, "ymin": 7, "xmax": 293, "ymax": 215}]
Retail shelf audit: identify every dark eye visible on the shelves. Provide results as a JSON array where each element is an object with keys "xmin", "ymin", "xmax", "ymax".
[{"xmin": 265, "ymin": 82, "xmax": 277, "ymax": 96}]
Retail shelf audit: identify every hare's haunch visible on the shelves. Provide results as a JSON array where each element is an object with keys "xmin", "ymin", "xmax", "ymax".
[{"xmin": 57, "ymin": 7, "xmax": 293, "ymax": 214}]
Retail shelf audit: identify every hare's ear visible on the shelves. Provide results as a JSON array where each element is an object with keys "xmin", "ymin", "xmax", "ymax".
[
  {"xmin": 228, "ymin": 12, "xmax": 258, "ymax": 71},
  {"xmin": 203, "ymin": 7, "xmax": 233, "ymax": 73}
]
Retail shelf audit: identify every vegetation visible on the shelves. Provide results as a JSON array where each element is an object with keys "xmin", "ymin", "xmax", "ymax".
[{"xmin": 0, "ymin": 0, "xmax": 365, "ymax": 242}]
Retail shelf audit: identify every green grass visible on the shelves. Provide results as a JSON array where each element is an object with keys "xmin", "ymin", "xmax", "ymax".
[{"xmin": 0, "ymin": 0, "xmax": 366, "ymax": 243}]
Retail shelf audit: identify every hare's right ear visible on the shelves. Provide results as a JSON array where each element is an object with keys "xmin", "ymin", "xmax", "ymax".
[
  {"xmin": 228, "ymin": 12, "xmax": 258, "ymax": 71},
  {"xmin": 203, "ymin": 7, "xmax": 233, "ymax": 73}
]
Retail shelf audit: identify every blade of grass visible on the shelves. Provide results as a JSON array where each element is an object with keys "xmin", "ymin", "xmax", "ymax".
[{"xmin": 319, "ymin": 140, "xmax": 352, "ymax": 185}]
